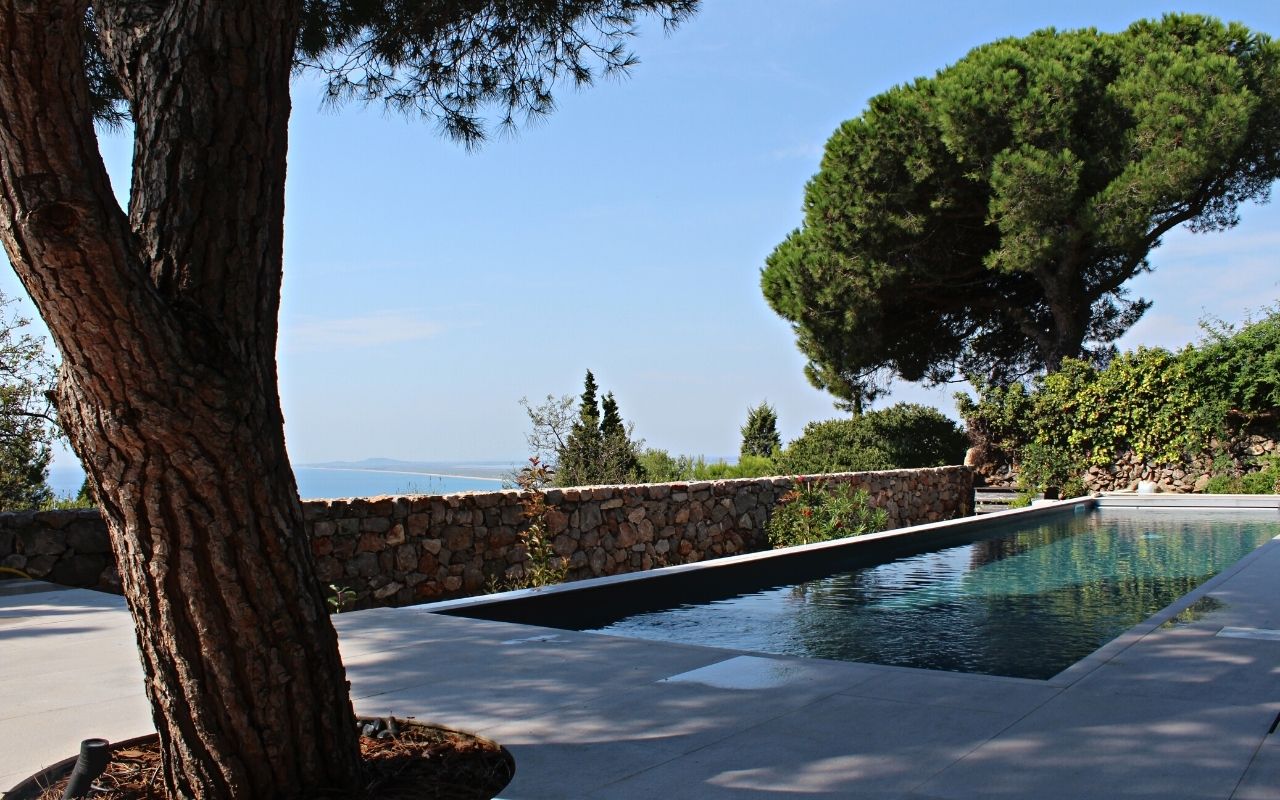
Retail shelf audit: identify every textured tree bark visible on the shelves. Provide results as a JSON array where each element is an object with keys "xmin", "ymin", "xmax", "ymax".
[{"xmin": 0, "ymin": 2, "xmax": 362, "ymax": 797}]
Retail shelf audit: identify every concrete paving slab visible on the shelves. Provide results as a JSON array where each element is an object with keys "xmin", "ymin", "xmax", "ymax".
[
  {"xmin": 1233, "ymin": 729, "xmax": 1280, "ymax": 800},
  {"xmin": 474, "ymin": 660, "xmax": 881, "ymax": 798},
  {"xmin": 585, "ymin": 693, "xmax": 1020, "ymax": 798},
  {"xmin": 918, "ymin": 688, "xmax": 1279, "ymax": 799},
  {"xmin": 340, "ymin": 624, "xmax": 737, "ymax": 705},
  {"xmin": 0, "ymin": 589, "xmax": 132, "ymax": 637},
  {"xmin": 0, "ymin": 580, "xmax": 71, "ymax": 598},
  {"xmin": 837, "ymin": 665, "xmax": 1059, "ymax": 715},
  {"xmin": 0, "ymin": 695, "xmax": 152, "ymax": 793},
  {"xmin": 1071, "ymin": 624, "xmax": 1280, "ymax": 707}
]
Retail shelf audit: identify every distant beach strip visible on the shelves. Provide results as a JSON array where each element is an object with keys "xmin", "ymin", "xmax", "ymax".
[{"xmin": 293, "ymin": 466, "xmax": 506, "ymax": 500}]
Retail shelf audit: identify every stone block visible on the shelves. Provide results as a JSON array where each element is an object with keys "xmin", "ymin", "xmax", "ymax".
[
  {"xmin": 445, "ymin": 527, "xmax": 471, "ymax": 551},
  {"xmin": 314, "ymin": 556, "xmax": 343, "ymax": 582},
  {"xmin": 311, "ymin": 520, "xmax": 336, "ymax": 538},
  {"xmin": 553, "ymin": 534, "xmax": 576, "ymax": 558},
  {"xmin": 406, "ymin": 513, "xmax": 430, "ymax": 536},
  {"xmin": 601, "ymin": 498, "xmax": 624, "ymax": 510},
  {"xmin": 500, "ymin": 504, "xmax": 523, "ymax": 526},
  {"xmin": 589, "ymin": 547, "xmax": 607, "ymax": 574},
  {"xmin": 394, "ymin": 543, "xmax": 418, "ymax": 572},
  {"xmin": 301, "ymin": 500, "xmax": 332, "ymax": 520},
  {"xmin": 360, "ymin": 517, "xmax": 391, "ymax": 534},
  {"xmin": 417, "ymin": 552, "xmax": 438, "ymax": 574},
  {"xmin": 331, "ymin": 536, "xmax": 357, "ymax": 559},
  {"xmin": 356, "ymin": 531, "xmax": 385, "ymax": 553},
  {"xmin": 385, "ymin": 523, "xmax": 406, "ymax": 546},
  {"xmin": 35, "ymin": 510, "xmax": 80, "ymax": 530},
  {"xmin": 545, "ymin": 507, "xmax": 569, "ymax": 534},
  {"xmin": 19, "ymin": 529, "xmax": 65, "ymax": 556},
  {"xmin": 580, "ymin": 504, "xmax": 603, "ymax": 531},
  {"xmin": 349, "ymin": 552, "xmax": 379, "ymax": 577}
]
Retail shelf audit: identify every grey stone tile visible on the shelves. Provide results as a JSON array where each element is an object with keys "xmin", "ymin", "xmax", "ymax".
[
  {"xmin": 0, "ymin": 695, "xmax": 153, "ymax": 793},
  {"xmin": 1233, "ymin": 729, "xmax": 1280, "ymax": 800},
  {"xmin": 839, "ymin": 665, "xmax": 1060, "ymax": 715},
  {"xmin": 0, "ymin": 579, "xmax": 71, "ymax": 598},
  {"xmin": 919, "ymin": 689, "xmax": 1276, "ymax": 799},
  {"xmin": 1071, "ymin": 624, "xmax": 1280, "ymax": 707},
  {"xmin": 343, "ymin": 627, "xmax": 735, "ymax": 703},
  {"xmin": 0, "ymin": 660, "xmax": 145, "ymax": 721},
  {"xmin": 362, "ymin": 654, "xmax": 878, "ymax": 797},
  {"xmin": 583, "ymin": 693, "xmax": 1017, "ymax": 799},
  {"xmin": 0, "ymin": 591, "xmax": 131, "ymax": 634}
]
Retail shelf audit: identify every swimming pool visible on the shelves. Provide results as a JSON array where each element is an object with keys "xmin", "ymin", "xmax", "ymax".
[
  {"xmin": 582, "ymin": 508, "xmax": 1278, "ymax": 678},
  {"xmin": 435, "ymin": 501, "xmax": 1280, "ymax": 680}
]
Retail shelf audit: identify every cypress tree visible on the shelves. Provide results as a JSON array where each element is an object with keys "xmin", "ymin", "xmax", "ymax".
[{"xmin": 740, "ymin": 401, "xmax": 782, "ymax": 460}]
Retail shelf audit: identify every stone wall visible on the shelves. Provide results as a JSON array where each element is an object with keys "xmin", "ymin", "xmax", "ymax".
[
  {"xmin": 1081, "ymin": 434, "xmax": 1277, "ymax": 493},
  {"xmin": 0, "ymin": 466, "xmax": 973, "ymax": 608},
  {"xmin": 971, "ymin": 433, "xmax": 1278, "ymax": 494}
]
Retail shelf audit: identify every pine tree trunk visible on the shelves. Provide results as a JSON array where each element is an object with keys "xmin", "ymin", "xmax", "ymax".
[{"xmin": 0, "ymin": 2, "xmax": 362, "ymax": 797}]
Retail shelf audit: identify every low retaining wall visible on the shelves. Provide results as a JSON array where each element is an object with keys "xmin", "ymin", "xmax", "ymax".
[
  {"xmin": 972, "ymin": 433, "xmax": 1278, "ymax": 494},
  {"xmin": 0, "ymin": 466, "xmax": 973, "ymax": 608}
]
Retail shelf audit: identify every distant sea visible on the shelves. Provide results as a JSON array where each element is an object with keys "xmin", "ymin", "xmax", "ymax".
[
  {"xmin": 294, "ymin": 467, "xmax": 505, "ymax": 499},
  {"xmin": 46, "ymin": 463, "xmax": 509, "ymax": 501}
]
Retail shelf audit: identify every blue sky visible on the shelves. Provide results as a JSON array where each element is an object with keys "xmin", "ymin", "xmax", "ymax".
[{"xmin": 5, "ymin": 0, "xmax": 1280, "ymax": 473}]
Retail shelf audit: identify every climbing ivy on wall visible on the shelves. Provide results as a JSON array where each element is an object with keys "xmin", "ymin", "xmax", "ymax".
[{"xmin": 958, "ymin": 305, "xmax": 1280, "ymax": 491}]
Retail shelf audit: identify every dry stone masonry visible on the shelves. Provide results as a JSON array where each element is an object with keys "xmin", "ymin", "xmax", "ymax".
[
  {"xmin": 1, "ymin": 466, "xmax": 973, "ymax": 609},
  {"xmin": 1082, "ymin": 434, "xmax": 1278, "ymax": 494}
]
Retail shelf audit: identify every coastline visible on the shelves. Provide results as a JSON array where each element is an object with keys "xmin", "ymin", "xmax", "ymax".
[{"xmin": 299, "ymin": 466, "xmax": 506, "ymax": 484}]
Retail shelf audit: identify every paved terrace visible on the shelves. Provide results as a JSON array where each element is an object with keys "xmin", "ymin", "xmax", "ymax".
[{"xmin": 2, "ymin": 523, "xmax": 1279, "ymax": 798}]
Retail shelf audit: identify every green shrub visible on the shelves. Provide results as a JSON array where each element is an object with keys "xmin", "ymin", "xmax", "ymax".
[
  {"xmin": 767, "ymin": 479, "xmax": 888, "ymax": 548},
  {"xmin": 1202, "ymin": 474, "xmax": 1240, "ymax": 494},
  {"xmin": 959, "ymin": 305, "xmax": 1280, "ymax": 491},
  {"xmin": 1204, "ymin": 456, "xmax": 1280, "ymax": 494},
  {"xmin": 636, "ymin": 450, "xmax": 778, "ymax": 482},
  {"xmin": 777, "ymin": 403, "xmax": 967, "ymax": 475}
]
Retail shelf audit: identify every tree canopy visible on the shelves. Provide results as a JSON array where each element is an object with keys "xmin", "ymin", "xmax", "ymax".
[
  {"xmin": 761, "ymin": 14, "xmax": 1280, "ymax": 407},
  {"xmin": 87, "ymin": 0, "xmax": 696, "ymax": 144}
]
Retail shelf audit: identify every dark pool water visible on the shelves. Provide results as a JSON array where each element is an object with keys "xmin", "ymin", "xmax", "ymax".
[{"xmin": 586, "ymin": 509, "xmax": 1280, "ymax": 679}]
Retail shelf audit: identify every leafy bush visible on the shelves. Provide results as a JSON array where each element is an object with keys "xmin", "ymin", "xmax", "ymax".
[
  {"xmin": 959, "ymin": 305, "xmax": 1280, "ymax": 492},
  {"xmin": 1184, "ymin": 306, "xmax": 1280, "ymax": 426},
  {"xmin": 1204, "ymin": 456, "xmax": 1280, "ymax": 494},
  {"xmin": 767, "ymin": 479, "xmax": 888, "ymax": 548},
  {"xmin": 636, "ymin": 450, "xmax": 777, "ymax": 482},
  {"xmin": 777, "ymin": 403, "xmax": 967, "ymax": 475}
]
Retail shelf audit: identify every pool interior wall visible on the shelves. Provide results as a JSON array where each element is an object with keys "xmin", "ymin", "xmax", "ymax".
[{"xmin": 430, "ymin": 495, "xmax": 1280, "ymax": 679}]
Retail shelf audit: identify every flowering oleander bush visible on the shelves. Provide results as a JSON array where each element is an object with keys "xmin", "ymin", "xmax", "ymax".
[{"xmin": 767, "ymin": 478, "xmax": 888, "ymax": 548}]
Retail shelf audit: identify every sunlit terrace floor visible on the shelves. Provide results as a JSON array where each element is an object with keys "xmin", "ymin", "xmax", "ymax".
[{"xmin": 3, "ymin": 514, "xmax": 1279, "ymax": 798}]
